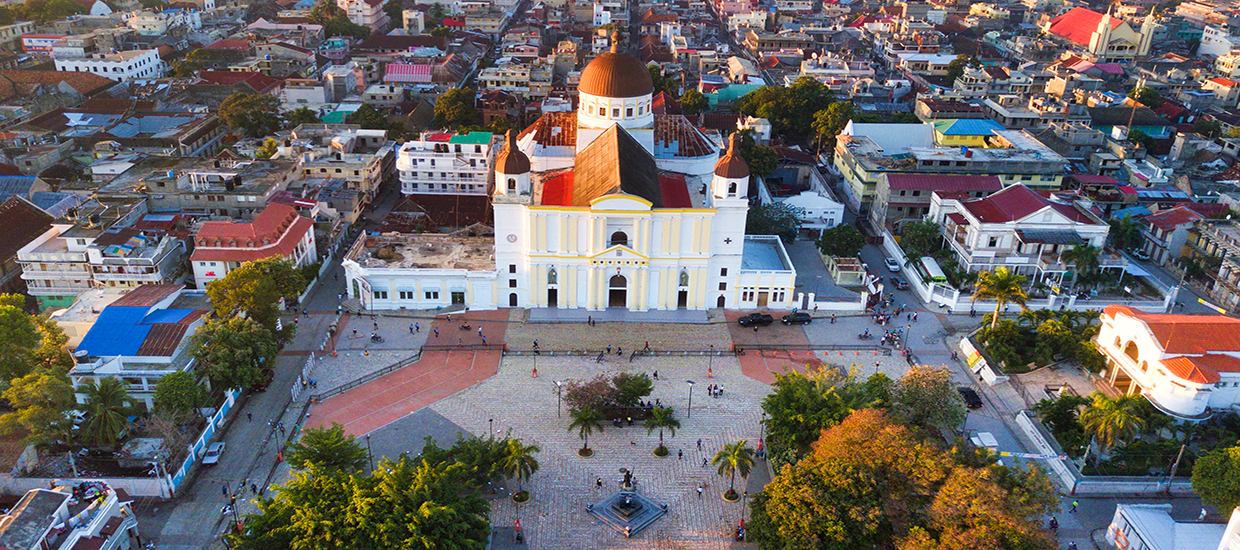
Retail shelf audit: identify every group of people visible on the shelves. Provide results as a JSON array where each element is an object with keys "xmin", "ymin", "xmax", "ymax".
[
  {"xmin": 706, "ymin": 384, "xmax": 724, "ymax": 398},
  {"xmin": 880, "ymin": 328, "xmax": 904, "ymax": 347}
]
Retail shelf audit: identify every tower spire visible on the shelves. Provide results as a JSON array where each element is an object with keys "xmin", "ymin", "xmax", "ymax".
[{"xmin": 610, "ymin": 29, "xmax": 620, "ymax": 54}]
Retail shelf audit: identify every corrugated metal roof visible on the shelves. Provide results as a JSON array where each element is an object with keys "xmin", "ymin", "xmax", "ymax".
[
  {"xmin": 932, "ymin": 118, "xmax": 1005, "ymax": 136},
  {"xmin": 884, "ymin": 174, "xmax": 1002, "ymax": 191}
]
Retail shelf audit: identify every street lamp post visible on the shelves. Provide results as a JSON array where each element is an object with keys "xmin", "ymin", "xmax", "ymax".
[
  {"xmin": 554, "ymin": 380, "xmax": 563, "ymax": 418},
  {"xmin": 686, "ymin": 380, "xmax": 695, "ymax": 419},
  {"xmin": 364, "ymin": 434, "xmax": 374, "ymax": 472},
  {"xmin": 489, "ymin": 418, "xmax": 494, "ymax": 438}
]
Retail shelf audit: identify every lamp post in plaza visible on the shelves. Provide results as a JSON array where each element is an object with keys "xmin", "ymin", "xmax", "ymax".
[
  {"xmin": 686, "ymin": 380, "xmax": 696, "ymax": 419},
  {"xmin": 554, "ymin": 380, "xmax": 563, "ymax": 418},
  {"xmin": 364, "ymin": 434, "xmax": 374, "ymax": 472}
]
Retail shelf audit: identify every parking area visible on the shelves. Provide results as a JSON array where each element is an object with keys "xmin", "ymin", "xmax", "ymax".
[{"xmin": 785, "ymin": 240, "xmax": 861, "ymax": 300}]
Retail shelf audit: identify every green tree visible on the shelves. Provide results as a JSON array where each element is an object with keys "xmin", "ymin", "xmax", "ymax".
[
  {"xmin": 205, "ymin": 257, "xmax": 306, "ymax": 336},
  {"xmin": 32, "ymin": 315, "xmax": 72, "ymax": 372},
  {"xmin": 734, "ymin": 77, "xmax": 835, "ymax": 141},
  {"xmin": 254, "ymin": 138, "xmax": 278, "ymax": 160},
  {"xmin": 383, "ymin": 0, "xmax": 404, "ymax": 26},
  {"xmin": 612, "ymin": 372, "xmax": 653, "ymax": 407},
  {"xmin": 892, "ymin": 366, "xmax": 966, "ymax": 431},
  {"xmin": 647, "ymin": 64, "xmax": 679, "ymax": 97},
  {"xmin": 1032, "ymin": 395, "xmax": 1091, "ymax": 457},
  {"xmin": 741, "ymin": 143, "xmax": 777, "ymax": 177},
  {"xmin": 944, "ymin": 54, "xmax": 978, "ymax": 85},
  {"xmin": 1128, "ymin": 128, "xmax": 1155, "ymax": 150},
  {"xmin": 190, "ymin": 318, "xmax": 279, "ymax": 391},
  {"xmin": 171, "ymin": 59, "xmax": 203, "ymax": 77},
  {"xmin": 1079, "ymin": 393, "xmax": 1145, "ymax": 461},
  {"xmin": 0, "ymin": 369, "xmax": 74, "ymax": 444},
  {"xmin": 680, "ymin": 88, "xmax": 708, "ymax": 115},
  {"xmin": 500, "ymin": 438, "xmax": 540, "ymax": 492},
  {"xmin": 568, "ymin": 407, "xmax": 604, "ymax": 455},
  {"xmin": 323, "ymin": 16, "xmax": 371, "ymax": 39},
  {"xmin": 811, "ymin": 101, "xmax": 855, "ymax": 151},
  {"xmin": 285, "ymin": 422, "xmax": 368, "ymax": 472},
  {"xmin": 972, "ymin": 268, "xmax": 1029, "ymax": 330},
  {"xmin": 346, "ymin": 103, "xmax": 401, "ymax": 137},
  {"xmin": 1109, "ymin": 216, "xmax": 1145, "ymax": 251},
  {"xmin": 644, "ymin": 406, "xmax": 680, "ymax": 452},
  {"xmin": 1032, "ymin": 319, "xmax": 1075, "ymax": 365},
  {"xmin": 900, "ymin": 219, "xmax": 943, "ymax": 261},
  {"xmin": 761, "ymin": 367, "xmax": 890, "ymax": 454},
  {"xmin": 11, "ymin": 0, "xmax": 85, "ymax": 23},
  {"xmin": 816, "ymin": 224, "xmax": 866, "ymax": 257},
  {"xmin": 1194, "ymin": 118, "xmax": 1222, "ymax": 138},
  {"xmin": 434, "ymin": 86, "xmax": 481, "ymax": 129},
  {"xmin": 1192, "ymin": 446, "xmax": 1240, "ymax": 514},
  {"xmin": 219, "ymin": 93, "xmax": 283, "ymax": 138},
  {"xmin": 78, "ymin": 378, "xmax": 133, "ymax": 445},
  {"xmin": 153, "ymin": 371, "xmax": 206, "ymax": 418},
  {"xmin": 284, "ymin": 106, "xmax": 321, "ymax": 126},
  {"xmin": 0, "ymin": 295, "xmax": 40, "ymax": 382},
  {"xmin": 712, "ymin": 440, "xmax": 755, "ymax": 498},
  {"xmin": 1061, "ymin": 244, "xmax": 1101, "ymax": 286},
  {"xmin": 1128, "ymin": 86, "xmax": 1164, "ymax": 108},
  {"xmin": 746, "ymin": 201, "xmax": 803, "ymax": 243}
]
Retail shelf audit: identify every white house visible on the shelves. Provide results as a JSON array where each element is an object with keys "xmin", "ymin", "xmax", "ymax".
[
  {"xmin": 53, "ymin": 49, "xmax": 163, "ymax": 82},
  {"xmin": 395, "ymin": 131, "xmax": 498, "ymax": 196},
  {"xmin": 1097, "ymin": 305, "xmax": 1240, "ymax": 421},
  {"xmin": 1106, "ymin": 503, "xmax": 1232, "ymax": 550}
]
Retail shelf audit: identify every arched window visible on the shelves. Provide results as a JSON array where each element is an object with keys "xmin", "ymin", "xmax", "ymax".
[
  {"xmin": 717, "ymin": 295, "xmax": 726, "ymax": 308},
  {"xmin": 1124, "ymin": 341, "xmax": 1139, "ymax": 362},
  {"xmin": 547, "ymin": 268, "xmax": 557, "ymax": 284},
  {"xmin": 1140, "ymin": 361, "xmax": 1149, "ymax": 373},
  {"xmin": 728, "ymin": 182, "xmax": 737, "ymax": 195},
  {"xmin": 609, "ymin": 275, "xmax": 626, "ymax": 288},
  {"xmin": 610, "ymin": 231, "xmax": 629, "ymax": 247},
  {"xmin": 679, "ymin": 270, "xmax": 689, "ymax": 286},
  {"xmin": 507, "ymin": 178, "xmax": 516, "ymax": 191}
]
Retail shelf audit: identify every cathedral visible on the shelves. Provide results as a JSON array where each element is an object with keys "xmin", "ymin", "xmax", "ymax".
[{"xmin": 343, "ymin": 36, "xmax": 797, "ymax": 313}]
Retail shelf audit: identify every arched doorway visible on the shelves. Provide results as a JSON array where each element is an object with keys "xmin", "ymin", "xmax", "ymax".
[
  {"xmin": 608, "ymin": 275, "xmax": 627, "ymax": 308},
  {"xmin": 717, "ymin": 295, "xmax": 726, "ymax": 308},
  {"xmin": 509, "ymin": 293, "xmax": 518, "ymax": 307}
]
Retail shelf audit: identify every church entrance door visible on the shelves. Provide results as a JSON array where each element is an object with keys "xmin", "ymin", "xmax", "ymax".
[
  {"xmin": 757, "ymin": 292, "xmax": 769, "ymax": 307},
  {"xmin": 677, "ymin": 290, "xmax": 688, "ymax": 309},
  {"xmin": 547, "ymin": 288, "xmax": 558, "ymax": 307},
  {"xmin": 608, "ymin": 275, "xmax": 627, "ymax": 308}
]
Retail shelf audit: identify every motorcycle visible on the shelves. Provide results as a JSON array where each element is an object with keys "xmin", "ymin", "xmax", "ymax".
[
  {"xmin": 370, "ymin": 334, "xmax": 385, "ymax": 343},
  {"xmin": 857, "ymin": 332, "xmax": 873, "ymax": 340}
]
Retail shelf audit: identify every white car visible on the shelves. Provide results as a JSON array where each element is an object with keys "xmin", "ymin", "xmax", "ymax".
[
  {"xmin": 203, "ymin": 442, "xmax": 226, "ymax": 466},
  {"xmin": 884, "ymin": 258, "xmax": 902, "ymax": 272},
  {"xmin": 1131, "ymin": 249, "xmax": 1151, "ymax": 262}
]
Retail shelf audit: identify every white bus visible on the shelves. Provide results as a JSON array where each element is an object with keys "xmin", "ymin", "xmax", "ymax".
[{"xmin": 919, "ymin": 257, "xmax": 948, "ymax": 283}]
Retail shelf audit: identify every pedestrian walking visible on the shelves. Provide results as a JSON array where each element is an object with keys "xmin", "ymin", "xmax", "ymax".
[
  {"xmin": 830, "ymin": 313, "xmax": 836, "ymax": 324},
  {"xmin": 1049, "ymin": 517, "xmax": 1058, "ymax": 532},
  {"xmin": 644, "ymin": 341, "xmax": 650, "ymax": 351},
  {"xmin": 434, "ymin": 327, "xmax": 439, "ymax": 337},
  {"xmin": 481, "ymin": 335, "xmax": 486, "ymax": 345},
  {"xmin": 250, "ymin": 483, "xmax": 257, "ymax": 494},
  {"xmin": 373, "ymin": 321, "xmax": 379, "ymax": 330},
  {"xmin": 246, "ymin": 412, "xmax": 252, "ymax": 422},
  {"xmin": 607, "ymin": 345, "xmax": 612, "ymax": 354},
  {"xmin": 697, "ymin": 486, "xmax": 703, "ymax": 499},
  {"xmin": 596, "ymin": 477, "xmax": 603, "ymax": 489},
  {"xmin": 588, "ymin": 316, "xmax": 592, "ymax": 326},
  {"xmin": 702, "ymin": 457, "xmax": 708, "ymax": 468},
  {"xmin": 753, "ymin": 325, "xmax": 758, "ymax": 334},
  {"xmin": 616, "ymin": 346, "xmax": 622, "ymax": 356},
  {"xmin": 1069, "ymin": 500, "xmax": 1078, "ymax": 513},
  {"xmin": 652, "ymin": 370, "xmax": 658, "ymax": 379},
  {"xmin": 627, "ymin": 416, "xmax": 633, "ymax": 426},
  {"xmin": 697, "ymin": 438, "xmax": 702, "ymax": 450},
  {"xmin": 415, "ymin": 322, "xmax": 420, "ymax": 333},
  {"xmin": 678, "ymin": 449, "xmax": 683, "ymax": 460},
  {"xmin": 222, "ymin": 484, "xmax": 228, "ymax": 496},
  {"xmin": 409, "ymin": 324, "xmax": 414, "ymax": 334},
  {"xmin": 913, "ymin": 312, "xmax": 918, "ymax": 322},
  {"xmin": 478, "ymin": 327, "xmax": 483, "ymax": 337}
]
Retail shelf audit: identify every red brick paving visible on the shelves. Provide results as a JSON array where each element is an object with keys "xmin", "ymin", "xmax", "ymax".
[
  {"xmin": 306, "ymin": 309, "xmax": 508, "ymax": 436},
  {"xmin": 722, "ymin": 310, "xmax": 824, "ymax": 384}
]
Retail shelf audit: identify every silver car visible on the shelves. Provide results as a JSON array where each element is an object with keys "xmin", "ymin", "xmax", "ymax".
[{"xmin": 203, "ymin": 442, "xmax": 226, "ymax": 466}]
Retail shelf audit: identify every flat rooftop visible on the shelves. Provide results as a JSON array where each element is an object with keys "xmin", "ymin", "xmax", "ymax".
[
  {"xmin": 350, "ymin": 234, "xmax": 496, "ymax": 271},
  {"xmin": 741, "ymin": 236, "xmax": 793, "ymax": 272}
]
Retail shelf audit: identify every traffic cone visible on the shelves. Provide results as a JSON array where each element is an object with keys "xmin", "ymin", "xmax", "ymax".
[{"xmin": 707, "ymin": 367, "xmax": 713, "ymax": 378}]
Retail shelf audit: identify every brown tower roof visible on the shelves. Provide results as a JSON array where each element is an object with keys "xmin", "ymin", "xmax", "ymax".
[
  {"xmin": 495, "ymin": 129, "xmax": 530, "ymax": 174},
  {"xmin": 714, "ymin": 133, "xmax": 749, "ymax": 179},
  {"xmin": 577, "ymin": 30, "xmax": 654, "ymax": 98}
]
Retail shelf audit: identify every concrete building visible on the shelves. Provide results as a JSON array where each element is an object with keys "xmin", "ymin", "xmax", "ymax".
[
  {"xmin": 0, "ymin": 483, "xmax": 141, "ymax": 550},
  {"xmin": 395, "ymin": 131, "xmax": 498, "ymax": 197},
  {"xmin": 99, "ymin": 158, "xmax": 299, "ymax": 218},
  {"xmin": 190, "ymin": 202, "xmax": 317, "ymax": 288},
  {"xmin": 1140, "ymin": 205, "xmax": 1204, "ymax": 266},
  {"xmin": 1106, "ymin": 503, "xmax": 1232, "ymax": 550},
  {"xmin": 53, "ymin": 49, "xmax": 163, "ymax": 81},
  {"xmin": 338, "ymin": 0, "xmax": 389, "ymax": 32},
  {"xmin": 870, "ymin": 174, "xmax": 1002, "ymax": 231}
]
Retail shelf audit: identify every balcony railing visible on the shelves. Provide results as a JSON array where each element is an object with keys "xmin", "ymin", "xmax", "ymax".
[
  {"xmin": 26, "ymin": 285, "xmax": 90, "ymax": 296},
  {"xmin": 91, "ymin": 271, "xmax": 166, "ymax": 282},
  {"xmin": 21, "ymin": 270, "xmax": 91, "ymax": 281}
]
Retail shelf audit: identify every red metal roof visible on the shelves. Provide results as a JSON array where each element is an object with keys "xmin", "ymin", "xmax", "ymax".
[
  {"xmin": 884, "ymin": 174, "xmax": 1002, "ymax": 192},
  {"xmin": 1144, "ymin": 205, "xmax": 1203, "ymax": 231},
  {"xmin": 539, "ymin": 171, "xmax": 574, "ymax": 206},
  {"xmin": 1105, "ymin": 305, "xmax": 1240, "ymax": 355},
  {"xmin": 519, "ymin": 112, "xmax": 577, "ymax": 148},
  {"xmin": 1047, "ymin": 8, "xmax": 1122, "ymax": 47},
  {"xmin": 191, "ymin": 203, "xmax": 312, "ymax": 263},
  {"xmin": 659, "ymin": 174, "xmax": 692, "ymax": 208},
  {"xmin": 654, "ymin": 115, "xmax": 716, "ymax": 158},
  {"xmin": 961, "ymin": 185, "xmax": 1098, "ymax": 224},
  {"xmin": 110, "ymin": 284, "xmax": 184, "ymax": 308}
]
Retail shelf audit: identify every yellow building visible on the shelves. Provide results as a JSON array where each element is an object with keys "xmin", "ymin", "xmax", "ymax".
[{"xmin": 931, "ymin": 119, "xmax": 1007, "ymax": 148}]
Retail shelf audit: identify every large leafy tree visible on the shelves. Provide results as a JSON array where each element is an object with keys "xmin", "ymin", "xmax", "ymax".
[
  {"xmin": 153, "ymin": 371, "xmax": 206, "ymax": 418},
  {"xmin": 219, "ymin": 93, "xmax": 283, "ymax": 138},
  {"xmin": 189, "ymin": 318, "xmax": 278, "ymax": 391},
  {"xmin": 761, "ymin": 368, "xmax": 890, "ymax": 454},
  {"xmin": 1128, "ymin": 85, "xmax": 1163, "ymax": 108},
  {"xmin": 205, "ymin": 257, "xmax": 305, "ymax": 336},
  {"xmin": 284, "ymin": 107, "xmax": 321, "ymax": 127},
  {"xmin": 1061, "ymin": 244, "xmax": 1101, "ymax": 286},
  {"xmin": 1079, "ymin": 393, "xmax": 1145, "ymax": 462},
  {"xmin": 0, "ymin": 294, "xmax": 41, "ymax": 382},
  {"xmin": 900, "ymin": 219, "xmax": 942, "ymax": 261},
  {"xmin": 383, "ymin": 0, "xmax": 404, "ymax": 26},
  {"xmin": 1192, "ymin": 446, "xmax": 1240, "ymax": 514},
  {"xmin": 680, "ymin": 89, "xmax": 708, "ymax": 115},
  {"xmin": 944, "ymin": 54, "xmax": 978, "ymax": 85},
  {"xmin": 1108, "ymin": 216, "xmax": 1145, "ymax": 251},
  {"xmin": 434, "ymin": 87, "xmax": 481, "ymax": 129},
  {"xmin": 229, "ymin": 455, "xmax": 491, "ymax": 549},
  {"xmin": 612, "ymin": 372, "xmax": 653, "ymax": 407},
  {"xmin": 713, "ymin": 440, "xmax": 755, "ymax": 498},
  {"xmin": 972, "ymin": 268, "xmax": 1029, "ymax": 330},
  {"xmin": 647, "ymin": 64, "xmax": 679, "ymax": 97},
  {"xmin": 817, "ymin": 224, "xmax": 866, "ymax": 257},
  {"xmin": 78, "ymin": 378, "xmax": 133, "ymax": 445},
  {"xmin": 285, "ymin": 422, "xmax": 368, "ymax": 473},
  {"xmin": 562, "ymin": 374, "xmax": 616, "ymax": 413},
  {"xmin": 812, "ymin": 101, "xmax": 855, "ymax": 151},
  {"xmin": 734, "ymin": 77, "xmax": 835, "ymax": 141},
  {"xmin": 892, "ymin": 366, "xmax": 966, "ymax": 431},
  {"xmin": 746, "ymin": 202, "xmax": 804, "ymax": 243},
  {"xmin": 0, "ymin": 369, "xmax": 74, "ymax": 444}
]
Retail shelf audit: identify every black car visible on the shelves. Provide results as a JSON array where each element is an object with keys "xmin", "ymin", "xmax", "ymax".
[
  {"xmin": 890, "ymin": 277, "xmax": 909, "ymax": 290},
  {"xmin": 781, "ymin": 312, "xmax": 813, "ymax": 325},
  {"xmin": 958, "ymin": 387, "xmax": 983, "ymax": 409},
  {"xmin": 738, "ymin": 313, "xmax": 774, "ymax": 327}
]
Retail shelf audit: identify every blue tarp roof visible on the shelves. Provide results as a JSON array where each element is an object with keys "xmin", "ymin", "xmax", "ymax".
[
  {"xmin": 1111, "ymin": 205, "xmax": 1151, "ymax": 219},
  {"xmin": 77, "ymin": 307, "xmax": 152, "ymax": 357}
]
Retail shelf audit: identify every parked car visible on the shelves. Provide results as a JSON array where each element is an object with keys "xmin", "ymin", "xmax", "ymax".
[
  {"xmin": 1131, "ymin": 249, "xmax": 1151, "ymax": 261},
  {"xmin": 203, "ymin": 442, "xmax": 226, "ymax": 466},
  {"xmin": 958, "ymin": 387, "xmax": 983, "ymax": 409},
  {"xmin": 250, "ymin": 369, "xmax": 275, "ymax": 393},
  {"xmin": 781, "ymin": 312, "xmax": 812, "ymax": 325},
  {"xmin": 889, "ymin": 277, "xmax": 909, "ymax": 290},
  {"xmin": 737, "ymin": 313, "xmax": 774, "ymax": 327},
  {"xmin": 884, "ymin": 257, "xmax": 902, "ymax": 272}
]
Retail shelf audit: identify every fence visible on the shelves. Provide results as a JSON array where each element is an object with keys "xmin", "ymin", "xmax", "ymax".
[
  {"xmin": 0, "ymin": 475, "xmax": 170, "ymax": 498},
  {"xmin": 169, "ymin": 388, "xmax": 241, "ymax": 495},
  {"xmin": 313, "ymin": 349, "xmax": 425, "ymax": 402}
]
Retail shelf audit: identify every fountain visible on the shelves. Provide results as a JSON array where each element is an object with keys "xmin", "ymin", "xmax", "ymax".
[{"xmin": 587, "ymin": 469, "xmax": 667, "ymax": 538}]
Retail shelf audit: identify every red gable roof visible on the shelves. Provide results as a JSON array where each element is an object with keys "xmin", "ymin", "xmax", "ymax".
[
  {"xmin": 1144, "ymin": 205, "xmax": 1203, "ymax": 231},
  {"xmin": 196, "ymin": 71, "xmax": 280, "ymax": 94},
  {"xmin": 1046, "ymin": 8, "xmax": 1121, "ymax": 47},
  {"xmin": 1105, "ymin": 305, "xmax": 1240, "ymax": 355},
  {"xmin": 192, "ymin": 203, "xmax": 312, "ymax": 263},
  {"xmin": 961, "ymin": 185, "xmax": 1096, "ymax": 224},
  {"xmin": 885, "ymin": 174, "xmax": 1002, "ymax": 192}
]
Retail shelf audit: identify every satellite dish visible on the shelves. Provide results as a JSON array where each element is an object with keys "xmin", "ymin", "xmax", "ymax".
[{"xmin": 73, "ymin": 350, "xmax": 89, "ymax": 358}]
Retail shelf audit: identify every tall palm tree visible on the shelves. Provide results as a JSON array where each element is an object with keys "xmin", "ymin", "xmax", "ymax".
[
  {"xmin": 1080, "ymin": 393, "xmax": 1146, "ymax": 464},
  {"xmin": 712, "ymin": 441, "xmax": 756, "ymax": 498},
  {"xmin": 644, "ymin": 407, "xmax": 681, "ymax": 452},
  {"xmin": 567, "ymin": 408, "xmax": 604, "ymax": 455},
  {"xmin": 500, "ymin": 438, "xmax": 540, "ymax": 492},
  {"xmin": 1061, "ymin": 244, "xmax": 1101, "ymax": 286},
  {"xmin": 973, "ymin": 267, "xmax": 1029, "ymax": 330},
  {"xmin": 79, "ymin": 378, "xmax": 132, "ymax": 445}
]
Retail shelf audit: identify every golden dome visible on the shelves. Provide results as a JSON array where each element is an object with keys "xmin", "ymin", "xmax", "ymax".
[
  {"xmin": 577, "ymin": 31, "xmax": 654, "ymax": 99},
  {"xmin": 496, "ymin": 129, "xmax": 530, "ymax": 174},
  {"xmin": 714, "ymin": 133, "xmax": 749, "ymax": 179}
]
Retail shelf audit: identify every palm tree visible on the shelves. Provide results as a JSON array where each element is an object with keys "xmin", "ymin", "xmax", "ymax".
[
  {"xmin": 1061, "ymin": 244, "xmax": 1101, "ymax": 286},
  {"xmin": 500, "ymin": 438, "xmax": 540, "ymax": 493},
  {"xmin": 644, "ymin": 407, "xmax": 681, "ymax": 453},
  {"xmin": 1017, "ymin": 308, "xmax": 1052, "ymax": 328},
  {"xmin": 1080, "ymin": 393, "xmax": 1146, "ymax": 465},
  {"xmin": 712, "ymin": 441, "xmax": 756, "ymax": 498},
  {"xmin": 973, "ymin": 267, "xmax": 1029, "ymax": 330},
  {"xmin": 568, "ymin": 408, "xmax": 604, "ymax": 455},
  {"xmin": 79, "ymin": 378, "xmax": 133, "ymax": 445}
]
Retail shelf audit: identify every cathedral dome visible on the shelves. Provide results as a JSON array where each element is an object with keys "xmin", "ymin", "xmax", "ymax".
[
  {"xmin": 496, "ymin": 129, "xmax": 530, "ymax": 174},
  {"xmin": 714, "ymin": 133, "xmax": 749, "ymax": 179},
  {"xmin": 578, "ymin": 32, "xmax": 654, "ymax": 99}
]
